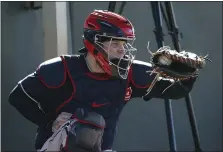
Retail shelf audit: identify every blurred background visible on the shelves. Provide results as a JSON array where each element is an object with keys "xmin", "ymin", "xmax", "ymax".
[{"xmin": 1, "ymin": 1, "xmax": 222, "ymax": 151}]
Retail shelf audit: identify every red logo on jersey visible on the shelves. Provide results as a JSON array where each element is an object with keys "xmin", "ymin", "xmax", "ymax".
[
  {"xmin": 124, "ymin": 87, "xmax": 132, "ymax": 101},
  {"xmin": 92, "ymin": 102, "xmax": 110, "ymax": 108}
]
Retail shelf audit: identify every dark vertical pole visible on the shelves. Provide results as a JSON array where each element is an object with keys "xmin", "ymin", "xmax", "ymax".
[
  {"xmin": 164, "ymin": 2, "xmax": 181, "ymax": 52},
  {"xmin": 108, "ymin": 2, "xmax": 116, "ymax": 12},
  {"xmin": 150, "ymin": 2, "xmax": 177, "ymax": 152},
  {"xmin": 184, "ymin": 94, "xmax": 202, "ymax": 151},
  {"xmin": 164, "ymin": 2, "xmax": 202, "ymax": 151},
  {"xmin": 119, "ymin": 2, "xmax": 127, "ymax": 15}
]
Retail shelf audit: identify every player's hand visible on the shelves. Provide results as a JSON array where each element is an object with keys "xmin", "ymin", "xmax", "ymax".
[{"xmin": 52, "ymin": 112, "xmax": 72, "ymax": 132}]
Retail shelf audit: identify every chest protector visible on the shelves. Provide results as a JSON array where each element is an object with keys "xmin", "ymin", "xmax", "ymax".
[
  {"xmin": 60, "ymin": 55, "xmax": 130, "ymax": 127},
  {"xmin": 37, "ymin": 54, "xmax": 131, "ymax": 150}
]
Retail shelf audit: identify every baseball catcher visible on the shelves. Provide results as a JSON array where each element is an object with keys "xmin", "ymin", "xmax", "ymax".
[{"xmin": 8, "ymin": 10, "xmax": 210, "ymax": 152}]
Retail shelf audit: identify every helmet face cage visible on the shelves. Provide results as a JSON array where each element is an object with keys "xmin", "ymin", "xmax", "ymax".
[{"xmin": 94, "ymin": 34, "xmax": 137, "ymax": 79}]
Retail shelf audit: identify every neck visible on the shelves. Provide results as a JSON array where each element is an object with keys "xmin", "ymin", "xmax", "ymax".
[{"xmin": 85, "ymin": 53, "xmax": 105, "ymax": 73}]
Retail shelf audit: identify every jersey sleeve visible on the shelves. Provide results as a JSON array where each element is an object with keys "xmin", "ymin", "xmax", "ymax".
[
  {"xmin": 129, "ymin": 60, "xmax": 197, "ymax": 101},
  {"xmin": 8, "ymin": 56, "xmax": 73, "ymax": 126},
  {"xmin": 128, "ymin": 60, "xmax": 157, "ymax": 99}
]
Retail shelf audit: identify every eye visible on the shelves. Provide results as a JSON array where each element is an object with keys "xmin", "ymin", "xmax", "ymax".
[{"xmin": 111, "ymin": 42, "xmax": 118, "ymax": 47}]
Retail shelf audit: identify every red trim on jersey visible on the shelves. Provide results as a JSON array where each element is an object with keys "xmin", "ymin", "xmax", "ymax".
[
  {"xmin": 56, "ymin": 56, "xmax": 76, "ymax": 113},
  {"xmin": 71, "ymin": 114, "xmax": 105, "ymax": 129},
  {"xmin": 37, "ymin": 56, "xmax": 67, "ymax": 88},
  {"xmin": 85, "ymin": 72, "xmax": 111, "ymax": 80},
  {"xmin": 129, "ymin": 66, "xmax": 151, "ymax": 89}
]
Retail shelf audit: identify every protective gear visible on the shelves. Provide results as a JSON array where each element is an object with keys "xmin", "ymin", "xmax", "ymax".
[
  {"xmin": 37, "ymin": 56, "xmax": 66, "ymax": 87},
  {"xmin": 142, "ymin": 45, "xmax": 210, "ymax": 97},
  {"xmin": 9, "ymin": 54, "xmax": 197, "ymax": 151},
  {"xmin": 82, "ymin": 10, "xmax": 137, "ymax": 79},
  {"xmin": 38, "ymin": 109, "xmax": 106, "ymax": 152},
  {"xmin": 31, "ymin": 54, "xmax": 128, "ymax": 150},
  {"xmin": 148, "ymin": 46, "xmax": 210, "ymax": 81},
  {"xmin": 63, "ymin": 109, "xmax": 106, "ymax": 152}
]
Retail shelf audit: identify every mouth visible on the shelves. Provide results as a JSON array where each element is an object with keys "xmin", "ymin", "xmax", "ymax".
[{"xmin": 117, "ymin": 49, "xmax": 125, "ymax": 54}]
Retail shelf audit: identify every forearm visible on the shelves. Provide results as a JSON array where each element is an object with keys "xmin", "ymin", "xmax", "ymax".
[
  {"xmin": 9, "ymin": 84, "xmax": 49, "ymax": 126},
  {"xmin": 142, "ymin": 77, "xmax": 197, "ymax": 101},
  {"xmin": 160, "ymin": 77, "xmax": 196, "ymax": 99}
]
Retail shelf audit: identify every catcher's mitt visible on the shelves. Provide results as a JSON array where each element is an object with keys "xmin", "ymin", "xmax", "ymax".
[{"xmin": 148, "ymin": 46, "xmax": 211, "ymax": 81}]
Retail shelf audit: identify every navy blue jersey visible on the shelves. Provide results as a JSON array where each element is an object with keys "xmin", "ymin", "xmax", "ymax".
[{"xmin": 9, "ymin": 53, "xmax": 197, "ymax": 150}]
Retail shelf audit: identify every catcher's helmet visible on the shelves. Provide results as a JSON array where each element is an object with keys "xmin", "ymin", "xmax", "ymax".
[{"xmin": 82, "ymin": 10, "xmax": 137, "ymax": 79}]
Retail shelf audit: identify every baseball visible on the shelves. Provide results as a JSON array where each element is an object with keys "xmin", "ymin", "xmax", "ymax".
[{"xmin": 158, "ymin": 55, "xmax": 172, "ymax": 65}]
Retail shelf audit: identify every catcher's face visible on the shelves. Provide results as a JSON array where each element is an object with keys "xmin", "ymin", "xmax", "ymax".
[
  {"xmin": 102, "ymin": 40, "xmax": 126, "ymax": 59},
  {"xmin": 99, "ymin": 39, "xmax": 137, "ymax": 79}
]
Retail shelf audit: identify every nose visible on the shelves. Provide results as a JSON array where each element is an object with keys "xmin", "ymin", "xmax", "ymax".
[
  {"xmin": 118, "ymin": 48, "xmax": 124, "ymax": 53},
  {"xmin": 117, "ymin": 45, "xmax": 125, "ymax": 53},
  {"xmin": 117, "ymin": 49, "xmax": 125, "ymax": 57}
]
